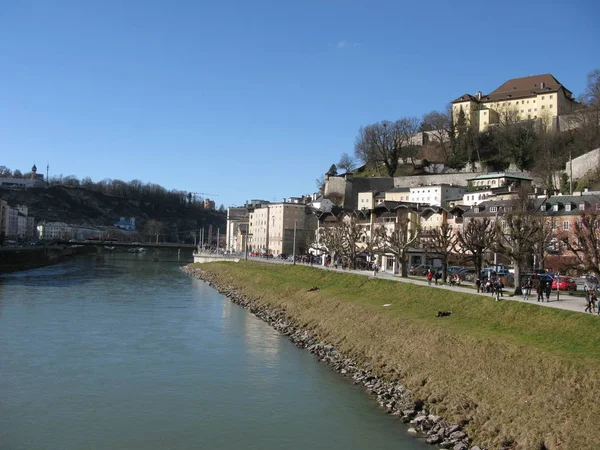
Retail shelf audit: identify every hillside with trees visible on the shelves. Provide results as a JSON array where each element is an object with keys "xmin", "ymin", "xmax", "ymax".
[
  {"xmin": 0, "ymin": 171, "xmax": 225, "ymax": 243},
  {"xmin": 321, "ymin": 69, "xmax": 600, "ymax": 191}
]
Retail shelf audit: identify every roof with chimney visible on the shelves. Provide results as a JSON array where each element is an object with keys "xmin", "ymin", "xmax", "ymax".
[{"xmin": 452, "ymin": 74, "xmax": 573, "ymax": 104}]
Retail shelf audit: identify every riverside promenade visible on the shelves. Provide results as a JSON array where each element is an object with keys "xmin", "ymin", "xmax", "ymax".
[{"xmin": 243, "ymin": 257, "xmax": 590, "ymax": 315}]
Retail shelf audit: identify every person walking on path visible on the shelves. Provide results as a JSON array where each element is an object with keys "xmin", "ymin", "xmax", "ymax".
[
  {"xmin": 372, "ymin": 263, "xmax": 379, "ymax": 277},
  {"xmin": 537, "ymin": 281, "xmax": 545, "ymax": 302},
  {"xmin": 476, "ymin": 277, "xmax": 481, "ymax": 293},
  {"xmin": 545, "ymin": 282, "xmax": 552, "ymax": 302},
  {"xmin": 585, "ymin": 290, "xmax": 596, "ymax": 314},
  {"xmin": 427, "ymin": 269, "xmax": 434, "ymax": 286},
  {"xmin": 523, "ymin": 277, "xmax": 533, "ymax": 300}
]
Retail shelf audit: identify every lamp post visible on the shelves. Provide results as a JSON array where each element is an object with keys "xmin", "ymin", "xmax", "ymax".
[
  {"xmin": 292, "ymin": 220, "xmax": 297, "ymax": 265},
  {"xmin": 245, "ymin": 233, "xmax": 253, "ymax": 260}
]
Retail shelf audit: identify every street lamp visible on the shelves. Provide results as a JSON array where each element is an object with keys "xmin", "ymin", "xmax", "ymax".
[{"xmin": 292, "ymin": 220, "xmax": 297, "ymax": 265}]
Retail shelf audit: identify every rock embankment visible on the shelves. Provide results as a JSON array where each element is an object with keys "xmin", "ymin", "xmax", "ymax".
[{"xmin": 182, "ymin": 265, "xmax": 484, "ymax": 450}]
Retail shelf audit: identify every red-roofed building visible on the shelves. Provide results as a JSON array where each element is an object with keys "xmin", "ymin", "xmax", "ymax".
[{"xmin": 452, "ymin": 74, "xmax": 575, "ymax": 132}]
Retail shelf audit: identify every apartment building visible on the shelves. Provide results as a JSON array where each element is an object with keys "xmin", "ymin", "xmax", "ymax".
[
  {"xmin": 225, "ymin": 207, "xmax": 249, "ymax": 252},
  {"xmin": 248, "ymin": 202, "xmax": 317, "ymax": 256},
  {"xmin": 409, "ymin": 184, "xmax": 466, "ymax": 207},
  {"xmin": 3, "ymin": 204, "xmax": 35, "ymax": 240},
  {"xmin": 452, "ymin": 74, "xmax": 575, "ymax": 131},
  {"xmin": 467, "ymin": 172, "xmax": 533, "ymax": 190}
]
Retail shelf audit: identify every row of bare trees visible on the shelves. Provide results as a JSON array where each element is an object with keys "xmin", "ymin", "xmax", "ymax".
[{"xmin": 311, "ymin": 195, "xmax": 559, "ymax": 294}]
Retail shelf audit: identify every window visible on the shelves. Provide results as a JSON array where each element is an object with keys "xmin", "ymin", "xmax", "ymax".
[
  {"xmin": 542, "ymin": 96, "xmax": 545, "ymax": 100},
  {"xmin": 534, "ymin": 108, "xmax": 537, "ymax": 111},
  {"xmin": 484, "ymin": 111, "xmax": 487, "ymax": 115},
  {"xmin": 522, "ymin": 100, "xmax": 525, "ymax": 104},
  {"xmin": 553, "ymin": 204, "xmax": 559, "ymax": 211},
  {"xmin": 490, "ymin": 206, "xmax": 498, "ymax": 212},
  {"xmin": 528, "ymin": 109, "xmax": 531, "ymax": 112},
  {"xmin": 565, "ymin": 204, "xmax": 572, "ymax": 212},
  {"xmin": 579, "ymin": 203, "xmax": 585, "ymax": 210},
  {"xmin": 540, "ymin": 204, "xmax": 546, "ymax": 211},
  {"xmin": 541, "ymin": 105, "xmax": 545, "ymax": 110},
  {"xmin": 563, "ymin": 221, "xmax": 569, "ymax": 231},
  {"xmin": 550, "ymin": 95, "xmax": 553, "ymax": 99},
  {"xmin": 550, "ymin": 104, "xmax": 553, "ymax": 108},
  {"xmin": 521, "ymin": 109, "xmax": 524, "ymax": 113}
]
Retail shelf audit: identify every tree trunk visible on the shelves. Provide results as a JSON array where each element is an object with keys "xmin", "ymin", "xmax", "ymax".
[
  {"xmin": 442, "ymin": 260, "xmax": 448, "ymax": 284},
  {"xmin": 399, "ymin": 252, "xmax": 408, "ymax": 277},
  {"xmin": 513, "ymin": 261, "xmax": 522, "ymax": 295}
]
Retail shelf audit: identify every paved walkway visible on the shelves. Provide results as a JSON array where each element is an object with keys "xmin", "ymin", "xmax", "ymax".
[{"xmin": 245, "ymin": 257, "xmax": 595, "ymax": 315}]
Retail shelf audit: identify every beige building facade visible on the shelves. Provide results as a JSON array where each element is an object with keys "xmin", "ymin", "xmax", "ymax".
[
  {"xmin": 249, "ymin": 203, "xmax": 315, "ymax": 256},
  {"xmin": 452, "ymin": 74, "xmax": 575, "ymax": 131}
]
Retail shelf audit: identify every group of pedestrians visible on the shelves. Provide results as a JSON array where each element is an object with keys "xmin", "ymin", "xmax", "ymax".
[
  {"xmin": 521, "ymin": 277, "xmax": 552, "ymax": 302},
  {"xmin": 475, "ymin": 276, "xmax": 504, "ymax": 298}
]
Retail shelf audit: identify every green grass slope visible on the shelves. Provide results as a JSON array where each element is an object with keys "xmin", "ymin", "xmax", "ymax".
[{"xmin": 192, "ymin": 261, "xmax": 600, "ymax": 450}]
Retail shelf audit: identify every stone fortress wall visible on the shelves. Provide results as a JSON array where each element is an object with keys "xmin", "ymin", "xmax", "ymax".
[{"xmin": 567, "ymin": 147, "xmax": 600, "ymax": 181}]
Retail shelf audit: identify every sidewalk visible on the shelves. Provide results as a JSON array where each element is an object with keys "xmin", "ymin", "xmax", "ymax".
[{"xmin": 247, "ymin": 257, "xmax": 593, "ymax": 315}]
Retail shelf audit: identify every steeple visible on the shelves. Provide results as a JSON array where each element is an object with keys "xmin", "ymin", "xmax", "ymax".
[{"xmin": 31, "ymin": 164, "xmax": 38, "ymax": 180}]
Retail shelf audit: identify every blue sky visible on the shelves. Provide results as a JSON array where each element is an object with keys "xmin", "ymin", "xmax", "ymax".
[{"xmin": 1, "ymin": 0, "xmax": 598, "ymax": 208}]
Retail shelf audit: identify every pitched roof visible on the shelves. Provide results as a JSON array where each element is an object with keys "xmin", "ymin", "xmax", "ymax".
[
  {"xmin": 452, "ymin": 93, "xmax": 479, "ymax": 104},
  {"xmin": 452, "ymin": 74, "xmax": 573, "ymax": 105},
  {"xmin": 541, "ymin": 194, "xmax": 600, "ymax": 216},
  {"xmin": 482, "ymin": 74, "xmax": 571, "ymax": 102},
  {"xmin": 467, "ymin": 172, "xmax": 533, "ymax": 182}
]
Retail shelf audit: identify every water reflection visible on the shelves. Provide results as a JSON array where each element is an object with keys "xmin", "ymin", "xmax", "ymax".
[{"xmin": 0, "ymin": 255, "xmax": 429, "ymax": 450}]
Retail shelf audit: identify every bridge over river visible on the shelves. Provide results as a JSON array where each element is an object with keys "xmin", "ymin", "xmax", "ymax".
[{"xmin": 59, "ymin": 240, "xmax": 197, "ymax": 250}]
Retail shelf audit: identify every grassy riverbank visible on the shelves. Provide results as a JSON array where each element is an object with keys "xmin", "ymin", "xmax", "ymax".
[{"xmin": 191, "ymin": 261, "xmax": 600, "ymax": 450}]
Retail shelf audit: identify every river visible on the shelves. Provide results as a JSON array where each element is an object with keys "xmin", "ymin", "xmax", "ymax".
[{"xmin": 0, "ymin": 251, "xmax": 429, "ymax": 450}]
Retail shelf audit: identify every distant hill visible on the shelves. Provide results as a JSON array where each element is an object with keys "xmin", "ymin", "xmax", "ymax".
[{"xmin": 0, "ymin": 186, "xmax": 225, "ymax": 242}]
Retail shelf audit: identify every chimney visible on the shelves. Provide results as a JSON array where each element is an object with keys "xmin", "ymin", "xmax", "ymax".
[{"xmin": 477, "ymin": 91, "xmax": 482, "ymax": 101}]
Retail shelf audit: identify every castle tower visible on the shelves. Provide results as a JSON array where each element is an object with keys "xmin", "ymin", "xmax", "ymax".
[{"xmin": 31, "ymin": 164, "xmax": 37, "ymax": 180}]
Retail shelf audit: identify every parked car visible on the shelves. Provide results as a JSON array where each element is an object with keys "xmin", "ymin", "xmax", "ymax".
[{"xmin": 551, "ymin": 276, "xmax": 577, "ymax": 291}]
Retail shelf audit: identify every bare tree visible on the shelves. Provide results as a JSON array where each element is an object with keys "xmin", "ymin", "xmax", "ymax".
[
  {"xmin": 315, "ymin": 175, "xmax": 326, "ymax": 194},
  {"xmin": 318, "ymin": 223, "xmax": 344, "ymax": 262},
  {"xmin": 423, "ymin": 222, "xmax": 456, "ymax": 283},
  {"xmin": 337, "ymin": 152, "xmax": 356, "ymax": 173},
  {"xmin": 354, "ymin": 118, "xmax": 420, "ymax": 177},
  {"xmin": 421, "ymin": 109, "xmax": 452, "ymax": 161},
  {"xmin": 561, "ymin": 212, "xmax": 600, "ymax": 280},
  {"xmin": 338, "ymin": 214, "xmax": 367, "ymax": 269},
  {"xmin": 372, "ymin": 209, "xmax": 420, "ymax": 277},
  {"xmin": 456, "ymin": 217, "xmax": 496, "ymax": 286},
  {"xmin": 494, "ymin": 202, "xmax": 549, "ymax": 294}
]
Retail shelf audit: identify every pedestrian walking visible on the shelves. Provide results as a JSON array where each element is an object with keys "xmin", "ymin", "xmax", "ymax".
[
  {"xmin": 373, "ymin": 263, "xmax": 379, "ymax": 277},
  {"xmin": 427, "ymin": 269, "xmax": 433, "ymax": 285},
  {"xmin": 523, "ymin": 277, "xmax": 533, "ymax": 300},
  {"xmin": 585, "ymin": 290, "xmax": 595, "ymax": 314},
  {"xmin": 545, "ymin": 282, "xmax": 552, "ymax": 302},
  {"xmin": 476, "ymin": 277, "xmax": 481, "ymax": 293},
  {"xmin": 537, "ymin": 281, "xmax": 545, "ymax": 302}
]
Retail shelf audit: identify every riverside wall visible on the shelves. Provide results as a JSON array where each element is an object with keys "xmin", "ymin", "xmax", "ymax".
[
  {"xmin": 0, "ymin": 246, "xmax": 79, "ymax": 274},
  {"xmin": 181, "ymin": 265, "xmax": 482, "ymax": 450}
]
